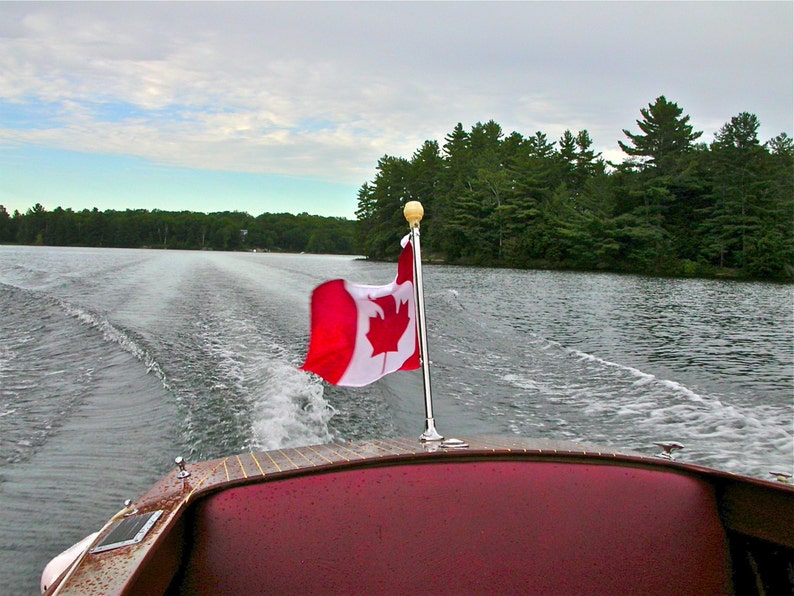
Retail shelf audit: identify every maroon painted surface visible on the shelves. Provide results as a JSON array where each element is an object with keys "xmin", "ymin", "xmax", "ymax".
[{"xmin": 182, "ymin": 460, "xmax": 731, "ymax": 594}]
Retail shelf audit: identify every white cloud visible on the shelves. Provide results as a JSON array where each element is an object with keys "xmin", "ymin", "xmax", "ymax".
[{"xmin": 0, "ymin": 0, "xmax": 791, "ymax": 193}]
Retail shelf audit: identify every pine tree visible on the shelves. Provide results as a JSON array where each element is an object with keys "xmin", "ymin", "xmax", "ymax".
[{"xmin": 619, "ymin": 96, "xmax": 702, "ymax": 172}]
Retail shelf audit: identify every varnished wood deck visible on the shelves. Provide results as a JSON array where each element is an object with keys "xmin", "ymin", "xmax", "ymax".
[{"xmin": 44, "ymin": 435, "xmax": 794, "ymax": 595}]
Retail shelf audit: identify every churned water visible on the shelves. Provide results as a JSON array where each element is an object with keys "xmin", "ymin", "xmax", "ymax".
[{"xmin": 1, "ymin": 245, "xmax": 792, "ymax": 594}]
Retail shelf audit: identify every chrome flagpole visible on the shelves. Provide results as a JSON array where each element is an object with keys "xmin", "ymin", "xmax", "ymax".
[{"xmin": 404, "ymin": 201, "xmax": 443, "ymax": 442}]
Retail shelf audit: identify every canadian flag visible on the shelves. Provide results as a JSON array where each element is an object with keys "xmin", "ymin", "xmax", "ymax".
[{"xmin": 300, "ymin": 240, "xmax": 419, "ymax": 386}]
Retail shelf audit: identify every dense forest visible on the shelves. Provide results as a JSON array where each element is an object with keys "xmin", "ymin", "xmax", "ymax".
[
  {"xmin": 356, "ymin": 96, "xmax": 793, "ymax": 280},
  {"xmin": 0, "ymin": 207, "xmax": 356, "ymax": 254},
  {"xmin": 2, "ymin": 96, "xmax": 792, "ymax": 279}
]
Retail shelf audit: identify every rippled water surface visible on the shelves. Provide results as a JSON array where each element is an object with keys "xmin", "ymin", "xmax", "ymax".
[{"xmin": 1, "ymin": 246, "xmax": 792, "ymax": 594}]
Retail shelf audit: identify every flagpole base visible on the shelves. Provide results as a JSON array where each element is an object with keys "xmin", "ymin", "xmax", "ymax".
[{"xmin": 420, "ymin": 419, "xmax": 443, "ymax": 442}]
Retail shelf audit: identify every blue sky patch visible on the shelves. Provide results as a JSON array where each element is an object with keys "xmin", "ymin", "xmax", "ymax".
[{"xmin": 0, "ymin": 100, "xmax": 65, "ymax": 130}]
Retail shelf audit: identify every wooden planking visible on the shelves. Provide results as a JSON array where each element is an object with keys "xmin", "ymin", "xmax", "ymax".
[
  {"xmin": 47, "ymin": 434, "xmax": 794, "ymax": 596},
  {"xmin": 147, "ymin": 435, "xmax": 642, "ymax": 508}
]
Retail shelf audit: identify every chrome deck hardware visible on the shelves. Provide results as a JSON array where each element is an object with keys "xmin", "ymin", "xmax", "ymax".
[
  {"xmin": 123, "ymin": 499, "xmax": 139, "ymax": 516},
  {"xmin": 769, "ymin": 471, "xmax": 792, "ymax": 484},
  {"xmin": 654, "ymin": 441, "xmax": 684, "ymax": 461},
  {"xmin": 175, "ymin": 456, "xmax": 191, "ymax": 479},
  {"xmin": 441, "ymin": 438, "xmax": 469, "ymax": 450}
]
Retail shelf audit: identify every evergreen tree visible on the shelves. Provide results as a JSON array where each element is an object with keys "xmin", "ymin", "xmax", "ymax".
[
  {"xmin": 438, "ymin": 123, "xmax": 474, "ymax": 260},
  {"xmin": 406, "ymin": 140, "xmax": 443, "ymax": 253},
  {"xmin": 619, "ymin": 96, "xmax": 702, "ymax": 172},
  {"xmin": 575, "ymin": 130, "xmax": 603, "ymax": 178},
  {"xmin": 355, "ymin": 182, "xmax": 377, "ymax": 254},
  {"xmin": 713, "ymin": 112, "xmax": 761, "ymax": 150},
  {"xmin": 441, "ymin": 121, "xmax": 507, "ymax": 261},
  {"xmin": 0, "ymin": 205, "xmax": 11, "ymax": 243},
  {"xmin": 501, "ymin": 133, "xmax": 555, "ymax": 263},
  {"xmin": 357, "ymin": 155, "xmax": 412, "ymax": 259},
  {"xmin": 8, "ymin": 108, "xmax": 789, "ymax": 279},
  {"xmin": 766, "ymin": 132, "xmax": 793, "ymax": 156},
  {"xmin": 557, "ymin": 130, "xmax": 578, "ymax": 182},
  {"xmin": 704, "ymin": 113, "xmax": 767, "ymax": 270},
  {"xmin": 527, "ymin": 131, "xmax": 556, "ymax": 159}
]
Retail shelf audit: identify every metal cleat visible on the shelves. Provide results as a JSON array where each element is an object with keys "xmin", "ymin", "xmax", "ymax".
[
  {"xmin": 441, "ymin": 438, "xmax": 469, "ymax": 450},
  {"xmin": 769, "ymin": 471, "xmax": 792, "ymax": 484},
  {"xmin": 654, "ymin": 441, "xmax": 684, "ymax": 461}
]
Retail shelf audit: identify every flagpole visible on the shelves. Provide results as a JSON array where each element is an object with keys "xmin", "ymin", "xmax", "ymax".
[{"xmin": 404, "ymin": 201, "xmax": 443, "ymax": 442}]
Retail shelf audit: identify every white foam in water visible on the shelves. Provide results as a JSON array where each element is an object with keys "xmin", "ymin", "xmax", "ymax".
[
  {"xmin": 502, "ymin": 373, "xmax": 553, "ymax": 395},
  {"xmin": 498, "ymin": 339, "xmax": 793, "ymax": 476},
  {"xmin": 250, "ymin": 364, "xmax": 335, "ymax": 450},
  {"xmin": 0, "ymin": 246, "xmax": 790, "ymax": 595},
  {"xmin": 183, "ymin": 302, "xmax": 336, "ymax": 452},
  {"xmin": 60, "ymin": 301, "xmax": 167, "ymax": 384}
]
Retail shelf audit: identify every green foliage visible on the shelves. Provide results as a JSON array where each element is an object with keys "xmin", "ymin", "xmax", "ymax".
[
  {"xmin": 3, "ymin": 207, "xmax": 355, "ymax": 254},
  {"xmin": 0, "ymin": 204, "xmax": 14, "ymax": 243},
  {"xmin": 356, "ymin": 100, "xmax": 793, "ymax": 280},
  {"xmin": 6, "ymin": 98, "xmax": 790, "ymax": 281},
  {"xmin": 618, "ymin": 95, "xmax": 703, "ymax": 173}
]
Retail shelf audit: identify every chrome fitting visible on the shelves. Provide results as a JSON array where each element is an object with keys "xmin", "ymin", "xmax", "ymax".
[
  {"xmin": 174, "ymin": 456, "xmax": 191, "ymax": 479},
  {"xmin": 654, "ymin": 441, "xmax": 684, "ymax": 461}
]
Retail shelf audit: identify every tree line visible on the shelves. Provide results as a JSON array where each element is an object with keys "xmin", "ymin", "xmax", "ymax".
[
  {"xmin": 355, "ymin": 96, "xmax": 793, "ymax": 279},
  {"xmin": 0, "ymin": 206, "xmax": 356, "ymax": 254},
  {"xmin": 2, "ymin": 96, "xmax": 791, "ymax": 278}
]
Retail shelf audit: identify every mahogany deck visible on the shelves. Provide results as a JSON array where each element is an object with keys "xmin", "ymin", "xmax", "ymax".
[{"xmin": 44, "ymin": 436, "xmax": 794, "ymax": 595}]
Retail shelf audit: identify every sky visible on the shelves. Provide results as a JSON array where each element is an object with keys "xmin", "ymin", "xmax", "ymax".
[{"xmin": 1, "ymin": 2, "xmax": 792, "ymax": 220}]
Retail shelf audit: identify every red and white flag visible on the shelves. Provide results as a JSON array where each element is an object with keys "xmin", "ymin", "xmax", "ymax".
[{"xmin": 300, "ymin": 240, "xmax": 419, "ymax": 386}]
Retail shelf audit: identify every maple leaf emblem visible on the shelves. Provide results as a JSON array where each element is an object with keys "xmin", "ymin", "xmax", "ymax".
[{"xmin": 366, "ymin": 295, "xmax": 411, "ymax": 357}]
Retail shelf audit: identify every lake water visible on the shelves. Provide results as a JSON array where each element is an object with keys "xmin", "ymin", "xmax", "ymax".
[{"xmin": 1, "ymin": 245, "xmax": 792, "ymax": 594}]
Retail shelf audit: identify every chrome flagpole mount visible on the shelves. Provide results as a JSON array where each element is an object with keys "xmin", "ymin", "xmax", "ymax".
[{"xmin": 404, "ymin": 201, "xmax": 443, "ymax": 442}]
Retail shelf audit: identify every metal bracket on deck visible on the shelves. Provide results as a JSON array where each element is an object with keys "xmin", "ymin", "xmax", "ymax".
[
  {"xmin": 654, "ymin": 441, "xmax": 684, "ymax": 461},
  {"xmin": 769, "ymin": 471, "xmax": 792, "ymax": 484},
  {"xmin": 175, "ymin": 456, "xmax": 191, "ymax": 479}
]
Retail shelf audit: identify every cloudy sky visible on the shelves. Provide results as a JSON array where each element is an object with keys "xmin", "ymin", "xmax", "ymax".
[{"xmin": 1, "ymin": 2, "xmax": 791, "ymax": 219}]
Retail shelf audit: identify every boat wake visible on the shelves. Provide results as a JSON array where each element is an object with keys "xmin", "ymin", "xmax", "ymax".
[
  {"xmin": 419, "ymin": 289, "xmax": 792, "ymax": 479},
  {"xmin": 500, "ymin": 337, "xmax": 793, "ymax": 477},
  {"xmin": 44, "ymin": 276, "xmax": 337, "ymax": 459},
  {"xmin": 59, "ymin": 300, "xmax": 167, "ymax": 381},
  {"xmin": 249, "ymin": 363, "xmax": 334, "ymax": 450}
]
